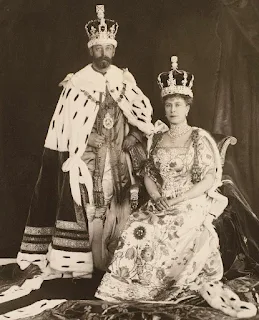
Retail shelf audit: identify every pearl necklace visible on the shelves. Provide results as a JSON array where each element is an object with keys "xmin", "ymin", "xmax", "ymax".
[{"xmin": 168, "ymin": 121, "xmax": 192, "ymax": 139}]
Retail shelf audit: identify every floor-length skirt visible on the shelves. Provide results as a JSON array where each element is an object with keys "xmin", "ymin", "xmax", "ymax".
[{"xmin": 96, "ymin": 195, "xmax": 224, "ymax": 301}]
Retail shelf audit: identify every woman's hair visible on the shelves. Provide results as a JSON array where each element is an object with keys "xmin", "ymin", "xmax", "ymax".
[{"xmin": 162, "ymin": 93, "xmax": 193, "ymax": 107}]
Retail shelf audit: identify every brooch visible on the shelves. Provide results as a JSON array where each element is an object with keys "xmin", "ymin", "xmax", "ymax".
[{"xmin": 103, "ymin": 112, "xmax": 114, "ymax": 129}]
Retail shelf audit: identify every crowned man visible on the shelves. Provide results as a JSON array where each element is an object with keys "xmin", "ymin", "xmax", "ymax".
[{"xmin": 17, "ymin": 5, "xmax": 154, "ymax": 278}]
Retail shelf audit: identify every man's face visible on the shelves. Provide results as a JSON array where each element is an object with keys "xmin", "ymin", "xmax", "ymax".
[{"xmin": 90, "ymin": 44, "xmax": 115, "ymax": 69}]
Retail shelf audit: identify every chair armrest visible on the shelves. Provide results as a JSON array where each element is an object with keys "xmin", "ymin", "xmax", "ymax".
[{"xmin": 218, "ymin": 136, "xmax": 237, "ymax": 166}]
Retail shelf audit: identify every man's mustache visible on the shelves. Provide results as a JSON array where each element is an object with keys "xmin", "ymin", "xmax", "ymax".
[{"xmin": 95, "ymin": 56, "xmax": 112, "ymax": 63}]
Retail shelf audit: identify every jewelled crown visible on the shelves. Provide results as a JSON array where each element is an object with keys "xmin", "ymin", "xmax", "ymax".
[
  {"xmin": 85, "ymin": 5, "xmax": 119, "ymax": 49},
  {"xmin": 157, "ymin": 56, "xmax": 194, "ymax": 98}
]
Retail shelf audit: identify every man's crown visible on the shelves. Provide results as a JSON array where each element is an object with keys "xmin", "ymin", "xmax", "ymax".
[
  {"xmin": 85, "ymin": 5, "xmax": 119, "ymax": 48},
  {"xmin": 157, "ymin": 56, "xmax": 194, "ymax": 98}
]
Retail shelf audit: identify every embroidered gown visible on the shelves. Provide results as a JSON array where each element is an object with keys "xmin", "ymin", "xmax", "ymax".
[
  {"xmin": 95, "ymin": 129, "xmax": 257, "ymax": 318},
  {"xmin": 96, "ymin": 130, "xmax": 224, "ymax": 301}
]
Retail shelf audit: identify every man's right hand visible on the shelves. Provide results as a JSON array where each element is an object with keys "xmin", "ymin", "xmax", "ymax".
[{"xmin": 88, "ymin": 132, "xmax": 105, "ymax": 148}]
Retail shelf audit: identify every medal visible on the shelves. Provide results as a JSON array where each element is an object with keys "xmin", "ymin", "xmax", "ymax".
[{"xmin": 103, "ymin": 112, "xmax": 114, "ymax": 129}]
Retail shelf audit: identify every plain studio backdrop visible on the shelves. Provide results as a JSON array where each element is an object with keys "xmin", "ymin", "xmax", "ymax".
[{"xmin": 0, "ymin": 0, "xmax": 258, "ymax": 256}]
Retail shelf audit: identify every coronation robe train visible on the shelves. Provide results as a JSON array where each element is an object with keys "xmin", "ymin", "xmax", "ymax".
[{"xmin": 16, "ymin": 64, "xmax": 154, "ymax": 278}]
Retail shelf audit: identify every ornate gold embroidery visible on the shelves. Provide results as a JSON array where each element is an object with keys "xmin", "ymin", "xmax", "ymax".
[{"xmin": 24, "ymin": 226, "xmax": 53, "ymax": 236}]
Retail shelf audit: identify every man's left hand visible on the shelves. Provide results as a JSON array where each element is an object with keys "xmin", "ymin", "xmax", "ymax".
[{"xmin": 122, "ymin": 135, "xmax": 138, "ymax": 151}]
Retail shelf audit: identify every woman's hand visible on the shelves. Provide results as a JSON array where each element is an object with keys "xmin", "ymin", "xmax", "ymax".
[
  {"xmin": 88, "ymin": 132, "xmax": 105, "ymax": 148},
  {"xmin": 153, "ymin": 196, "xmax": 169, "ymax": 211}
]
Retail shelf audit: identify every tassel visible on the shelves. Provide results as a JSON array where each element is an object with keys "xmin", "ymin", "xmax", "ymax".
[{"xmin": 130, "ymin": 183, "xmax": 139, "ymax": 210}]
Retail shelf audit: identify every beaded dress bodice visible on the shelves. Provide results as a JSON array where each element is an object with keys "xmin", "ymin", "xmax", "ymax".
[{"xmin": 153, "ymin": 145, "xmax": 195, "ymax": 198}]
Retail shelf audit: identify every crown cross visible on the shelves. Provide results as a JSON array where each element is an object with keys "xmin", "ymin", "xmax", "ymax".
[
  {"xmin": 96, "ymin": 5, "xmax": 105, "ymax": 19},
  {"xmin": 96, "ymin": 5, "xmax": 107, "ymax": 34}
]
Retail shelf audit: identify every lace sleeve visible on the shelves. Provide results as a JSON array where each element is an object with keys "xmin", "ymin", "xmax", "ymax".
[{"xmin": 197, "ymin": 134, "xmax": 216, "ymax": 179}]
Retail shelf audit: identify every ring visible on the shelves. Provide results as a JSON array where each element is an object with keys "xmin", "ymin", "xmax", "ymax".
[{"xmin": 97, "ymin": 142, "xmax": 102, "ymax": 148}]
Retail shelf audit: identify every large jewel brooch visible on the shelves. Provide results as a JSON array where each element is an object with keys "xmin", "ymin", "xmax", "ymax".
[{"xmin": 103, "ymin": 112, "xmax": 114, "ymax": 129}]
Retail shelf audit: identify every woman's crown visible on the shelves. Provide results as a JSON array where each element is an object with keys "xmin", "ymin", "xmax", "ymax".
[{"xmin": 157, "ymin": 56, "xmax": 194, "ymax": 98}]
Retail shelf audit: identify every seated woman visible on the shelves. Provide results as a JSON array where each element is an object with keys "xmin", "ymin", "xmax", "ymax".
[{"xmin": 95, "ymin": 56, "xmax": 257, "ymax": 318}]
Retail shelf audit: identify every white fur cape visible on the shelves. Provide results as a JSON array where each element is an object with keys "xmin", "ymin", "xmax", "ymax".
[{"xmin": 44, "ymin": 64, "xmax": 154, "ymax": 206}]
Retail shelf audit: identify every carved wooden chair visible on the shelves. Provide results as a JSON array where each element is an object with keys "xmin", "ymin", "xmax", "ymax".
[{"xmin": 211, "ymin": 133, "xmax": 237, "ymax": 168}]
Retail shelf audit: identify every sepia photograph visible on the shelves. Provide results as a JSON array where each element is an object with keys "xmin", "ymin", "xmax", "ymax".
[{"xmin": 0, "ymin": 0, "xmax": 259, "ymax": 318}]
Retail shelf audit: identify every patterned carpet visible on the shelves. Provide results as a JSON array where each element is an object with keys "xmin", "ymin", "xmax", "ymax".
[
  {"xmin": 0, "ymin": 264, "xmax": 258, "ymax": 319},
  {"xmin": 11, "ymin": 299, "xmax": 259, "ymax": 320}
]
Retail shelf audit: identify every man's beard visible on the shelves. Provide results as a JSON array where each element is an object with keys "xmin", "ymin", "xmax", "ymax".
[{"xmin": 93, "ymin": 56, "xmax": 112, "ymax": 69}]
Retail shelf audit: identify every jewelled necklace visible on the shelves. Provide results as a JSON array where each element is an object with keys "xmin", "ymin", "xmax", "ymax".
[{"xmin": 168, "ymin": 121, "xmax": 192, "ymax": 139}]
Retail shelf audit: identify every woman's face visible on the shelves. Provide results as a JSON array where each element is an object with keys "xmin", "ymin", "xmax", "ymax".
[{"xmin": 164, "ymin": 96, "xmax": 190, "ymax": 125}]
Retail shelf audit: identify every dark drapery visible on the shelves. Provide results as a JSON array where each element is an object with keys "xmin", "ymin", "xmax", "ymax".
[
  {"xmin": 214, "ymin": 0, "xmax": 259, "ymax": 213},
  {"xmin": 0, "ymin": 0, "xmax": 221, "ymax": 255},
  {"xmin": 1, "ymin": 0, "xmax": 258, "ymax": 255}
]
